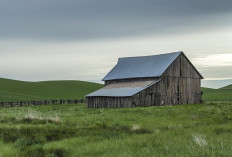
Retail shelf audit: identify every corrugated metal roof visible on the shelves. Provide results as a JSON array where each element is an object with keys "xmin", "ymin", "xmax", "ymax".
[
  {"xmin": 102, "ymin": 51, "xmax": 182, "ymax": 81},
  {"xmin": 86, "ymin": 80, "xmax": 160, "ymax": 97}
]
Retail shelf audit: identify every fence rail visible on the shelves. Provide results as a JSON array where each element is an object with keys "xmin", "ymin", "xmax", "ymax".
[{"xmin": 0, "ymin": 99, "xmax": 86, "ymax": 107}]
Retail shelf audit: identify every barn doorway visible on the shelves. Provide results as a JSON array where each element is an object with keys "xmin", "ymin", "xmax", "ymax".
[{"xmin": 154, "ymin": 92, "xmax": 161, "ymax": 105}]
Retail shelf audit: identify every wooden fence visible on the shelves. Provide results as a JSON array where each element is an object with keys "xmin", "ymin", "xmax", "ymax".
[{"xmin": 0, "ymin": 99, "xmax": 86, "ymax": 107}]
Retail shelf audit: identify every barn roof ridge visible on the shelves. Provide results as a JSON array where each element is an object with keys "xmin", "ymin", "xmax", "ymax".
[{"xmin": 118, "ymin": 51, "xmax": 182, "ymax": 60}]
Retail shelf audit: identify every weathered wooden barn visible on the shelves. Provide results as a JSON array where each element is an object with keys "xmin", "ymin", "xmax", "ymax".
[{"xmin": 86, "ymin": 51, "xmax": 203, "ymax": 108}]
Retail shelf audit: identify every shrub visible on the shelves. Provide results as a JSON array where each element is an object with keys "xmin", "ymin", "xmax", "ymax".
[{"xmin": 14, "ymin": 136, "xmax": 45, "ymax": 150}]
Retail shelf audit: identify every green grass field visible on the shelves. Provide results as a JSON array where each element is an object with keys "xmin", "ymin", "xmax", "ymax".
[{"xmin": 0, "ymin": 78, "xmax": 231, "ymax": 157}]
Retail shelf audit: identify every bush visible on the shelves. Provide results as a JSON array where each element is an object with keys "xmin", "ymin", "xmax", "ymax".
[{"xmin": 14, "ymin": 136, "xmax": 45, "ymax": 150}]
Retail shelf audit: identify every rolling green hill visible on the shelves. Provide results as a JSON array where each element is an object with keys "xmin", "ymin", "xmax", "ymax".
[
  {"xmin": 0, "ymin": 78, "xmax": 103, "ymax": 101},
  {"xmin": 220, "ymin": 84, "xmax": 232, "ymax": 90},
  {"xmin": 202, "ymin": 86, "xmax": 232, "ymax": 101}
]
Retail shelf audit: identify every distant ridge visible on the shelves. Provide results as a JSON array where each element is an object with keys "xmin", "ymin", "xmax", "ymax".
[
  {"xmin": 201, "ymin": 86, "xmax": 232, "ymax": 101},
  {"xmin": 0, "ymin": 78, "xmax": 103, "ymax": 101},
  {"xmin": 202, "ymin": 79, "xmax": 232, "ymax": 89},
  {"xmin": 220, "ymin": 84, "xmax": 232, "ymax": 89}
]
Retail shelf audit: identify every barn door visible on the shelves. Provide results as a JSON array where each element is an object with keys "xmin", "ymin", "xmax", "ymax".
[{"xmin": 154, "ymin": 92, "xmax": 161, "ymax": 106}]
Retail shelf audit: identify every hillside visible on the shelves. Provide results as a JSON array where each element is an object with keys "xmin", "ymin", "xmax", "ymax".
[
  {"xmin": 0, "ymin": 78, "xmax": 103, "ymax": 101},
  {"xmin": 220, "ymin": 84, "xmax": 232, "ymax": 90},
  {"xmin": 202, "ymin": 87, "xmax": 232, "ymax": 101}
]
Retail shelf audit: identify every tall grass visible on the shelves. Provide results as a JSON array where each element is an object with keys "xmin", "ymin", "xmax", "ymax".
[{"xmin": 0, "ymin": 102, "xmax": 231, "ymax": 157}]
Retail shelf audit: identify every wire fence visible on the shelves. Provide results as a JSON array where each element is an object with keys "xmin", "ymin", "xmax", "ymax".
[{"xmin": 0, "ymin": 99, "xmax": 86, "ymax": 107}]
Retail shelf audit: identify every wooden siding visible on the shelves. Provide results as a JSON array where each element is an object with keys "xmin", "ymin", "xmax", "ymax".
[
  {"xmin": 87, "ymin": 97, "xmax": 133, "ymax": 108},
  {"xmin": 162, "ymin": 54, "xmax": 201, "ymax": 79},
  {"xmin": 159, "ymin": 53, "xmax": 202, "ymax": 105},
  {"xmin": 132, "ymin": 78, "xmax": 201, "ymax": 107}
]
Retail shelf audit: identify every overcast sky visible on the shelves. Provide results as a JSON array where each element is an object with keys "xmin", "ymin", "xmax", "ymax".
[{"xmin": 0, "ymin": 0, "xmax": 232, "ymax": 83}]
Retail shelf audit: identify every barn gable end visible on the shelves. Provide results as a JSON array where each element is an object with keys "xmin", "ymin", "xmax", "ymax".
[{"xmin": 161, "ymin": 53, "xmax": 203, "ymax": 79}]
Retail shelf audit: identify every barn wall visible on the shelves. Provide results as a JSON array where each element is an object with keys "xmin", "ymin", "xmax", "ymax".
[
  {"xmin": 159, "ymin": 53, "xmax": 202, "ymax": 105},
  {"xmin": 87, "ymin": 77, "xmax": 201, "ymax": 108},
  {"xmin": 131, "ymin": 54, "xmax": 202, "ymax": 106},
  {"xmin": 130, "ymin": 83, "xmax": 161, "ymax": 107},
  {"xmin": 132, "ymin": 77, "xmax": 201, "ymax": 106},
  {"xmin": 87, "ymin": 96, "xmax": 134, "ymax": 108}
]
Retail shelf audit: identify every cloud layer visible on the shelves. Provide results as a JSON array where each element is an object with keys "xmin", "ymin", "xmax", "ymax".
[
  {"xmin": 0, "ymin": 0, "xmax": 232, "ymax": 40},
  {"xmin": 0, "ymin": 0, "xmax": 232, "ymax": 82}
]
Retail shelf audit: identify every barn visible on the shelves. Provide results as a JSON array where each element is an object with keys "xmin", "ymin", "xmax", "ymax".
[{"xmin": 86, "ymin": 51, "xmax": 203, "ymax": 108}]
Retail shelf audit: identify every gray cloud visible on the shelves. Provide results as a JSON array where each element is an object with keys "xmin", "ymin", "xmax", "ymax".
[
  {"xmin": 200, "ymin": 66, "xmax": 232, "ymax": 79},
  {"xmin": 0, "ymin": 0, "xmax": 232, "ymax": 40},
  {"xmin": 0, "ymin": 0, "xmax": 232, "ymax": 83}
]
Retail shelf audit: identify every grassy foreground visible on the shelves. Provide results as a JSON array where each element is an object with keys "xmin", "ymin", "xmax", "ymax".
[{"xmin": 0, "ymin": 102, "xmax": 231, "ymax": 157}]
